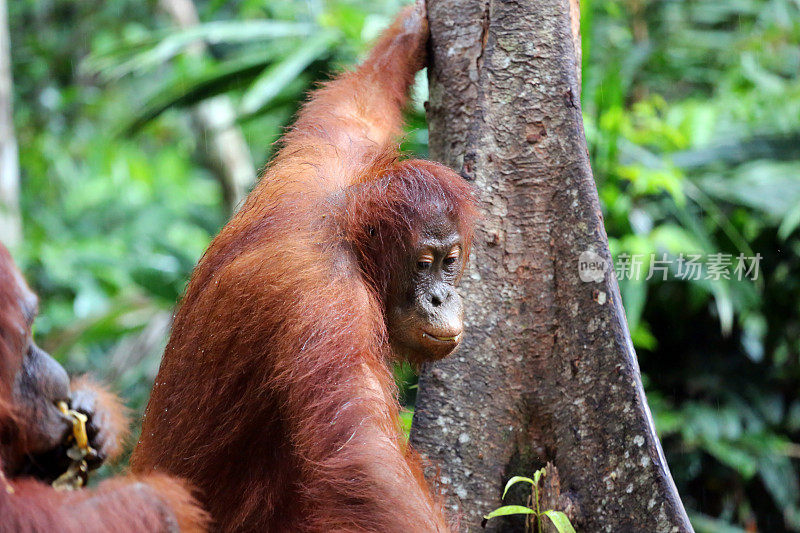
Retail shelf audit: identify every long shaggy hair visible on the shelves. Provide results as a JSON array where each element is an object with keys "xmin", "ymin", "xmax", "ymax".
[{"xmin": 133, "ymin": 4, "xmax": 476, "ymax": 531}]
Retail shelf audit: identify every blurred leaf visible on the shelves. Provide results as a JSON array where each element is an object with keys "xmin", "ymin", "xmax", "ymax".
[
  {"xmin": 120, "ymin": 51, "xmax": 280, "ymax": 134},
  {"xmin": 704, "ymin": 440, "xmax": 758, "ymax": 479},
  {"xmin": 697, "ymin": 162, "xmax": 800, "ymax": 220},
  {"xmin": 619, "ymin": 277, "xmax": 647, "ymax": 333},
  {"xmin": 398, "ymin": 409, "xmax": 413, "ymax": 438},
  {"xmin": 759, "ymin": 454, "xmax": 800, "ymax": 513},
  {"xmin": 319, "ymin": 4, "xmax": 368, "ymax": 42},
  {"xmin": 630, "ymin": 322, "xmax": 657, "ymax": 350},
  {"xmin": 709, "ymin": 281, "xmax": 735, "ymax": 336},
  {"xmin": 778, "ymin": 202, "xmax": 800, "ymax": 240},
  {"xmin": 240, "ymin": 30, "xmax": 339, "ymax": 116},
  {"xmin": 87, "ymin": 20, "xmax": 317, "ymax": 80},
  {"xmin": 672, "ymin": 133, "xmax": 800, "ymax": 169},
  {"xmin": 690, "ymin": 513, "xmax": 748, "ymax": 533}
]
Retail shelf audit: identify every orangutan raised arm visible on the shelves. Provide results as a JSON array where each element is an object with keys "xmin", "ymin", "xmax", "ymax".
[{"xmin": 133, "ymin": 3, "xmax": 477, "ymax": 531}]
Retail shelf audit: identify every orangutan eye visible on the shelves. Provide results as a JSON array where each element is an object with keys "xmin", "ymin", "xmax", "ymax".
[
  {"xmin": 443, "ymin": 247, "xmax": 461, "ymax": 267},
  {"xmin": 417, "ymin": 253, "xmax": 434, "ymax": 270}
]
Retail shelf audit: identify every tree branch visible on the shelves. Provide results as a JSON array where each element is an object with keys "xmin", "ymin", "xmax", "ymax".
[{"xmin": 159, "ymin": 0, "xmax": 256, "ymax": 214}]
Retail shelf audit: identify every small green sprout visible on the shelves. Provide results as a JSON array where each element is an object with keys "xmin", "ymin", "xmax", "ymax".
[{"xmin": 482, "ymin": 467, "xmax": 576, "ymax": 533}]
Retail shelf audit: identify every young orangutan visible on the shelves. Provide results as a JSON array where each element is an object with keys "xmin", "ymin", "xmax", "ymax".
[{"xmin": 133, "ymin": 3, "xmax": 477, "ymax": 531}]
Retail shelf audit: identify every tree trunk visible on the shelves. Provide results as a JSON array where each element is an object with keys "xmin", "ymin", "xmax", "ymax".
[
  {"xmin": 0, "ymin": 0, "xmax": 21, "ymax": 246},
  {"xmin": 159, "ymin": 0, "xmax": 255, "ymax": 214},
  {"xmin": 410, "ymin": 1, "xmax": 692, "ymax": 532}
]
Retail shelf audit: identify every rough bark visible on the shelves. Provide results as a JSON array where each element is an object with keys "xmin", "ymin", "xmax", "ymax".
[
  {"xmin": 159, "ymin": 0, "xmax": 255, "ymax": 214},
  {"xmin": 409, "ymin": 1, "xmax": 692, "ymax": 532},
  {"xmin": 568, "ymin": 0, "xmax": 581, "ymax": 90},
  {"xmin": 0, "ymin": 0, "xmax": 21, "ymax": 246}
]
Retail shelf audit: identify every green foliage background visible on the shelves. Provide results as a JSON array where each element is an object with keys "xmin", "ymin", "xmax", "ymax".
[{"xmin": 6, "ymin": 0, "xmax": 800, "ymax": 531}]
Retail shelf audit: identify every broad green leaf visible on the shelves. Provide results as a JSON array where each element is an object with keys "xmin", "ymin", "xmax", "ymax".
[
  {"xmin": 543, "ymin": 510, "xmax": 577, "ymax": 533},
  {"xmin": 483, "ymin": 505, "xmax": 536, "ymax": 521},
  {"xmin": 501, "ymin": 476, "xmax": 536, "ymax": 499},
  {"xmin": 240, "ymin": 31, "xmax": 339, "ymax": 116}
]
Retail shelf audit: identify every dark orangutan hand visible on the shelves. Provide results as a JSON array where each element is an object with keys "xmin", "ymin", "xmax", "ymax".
[
  {"xmin": 18, "ymin": 377, "xmax": 127, "ymax": 482},
  {"xmin": 69, "ymin": 376, "xmax": 128, "ymax": 469}
]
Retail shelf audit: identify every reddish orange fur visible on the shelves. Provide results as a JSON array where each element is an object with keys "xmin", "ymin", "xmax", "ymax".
[
  {"xmin": 0, "ymin": 244, "xmax": 208, "ymax": 532},
  {"xmin": 132, "ymin": 3, "xmax": 476, "ymax": 531}
]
